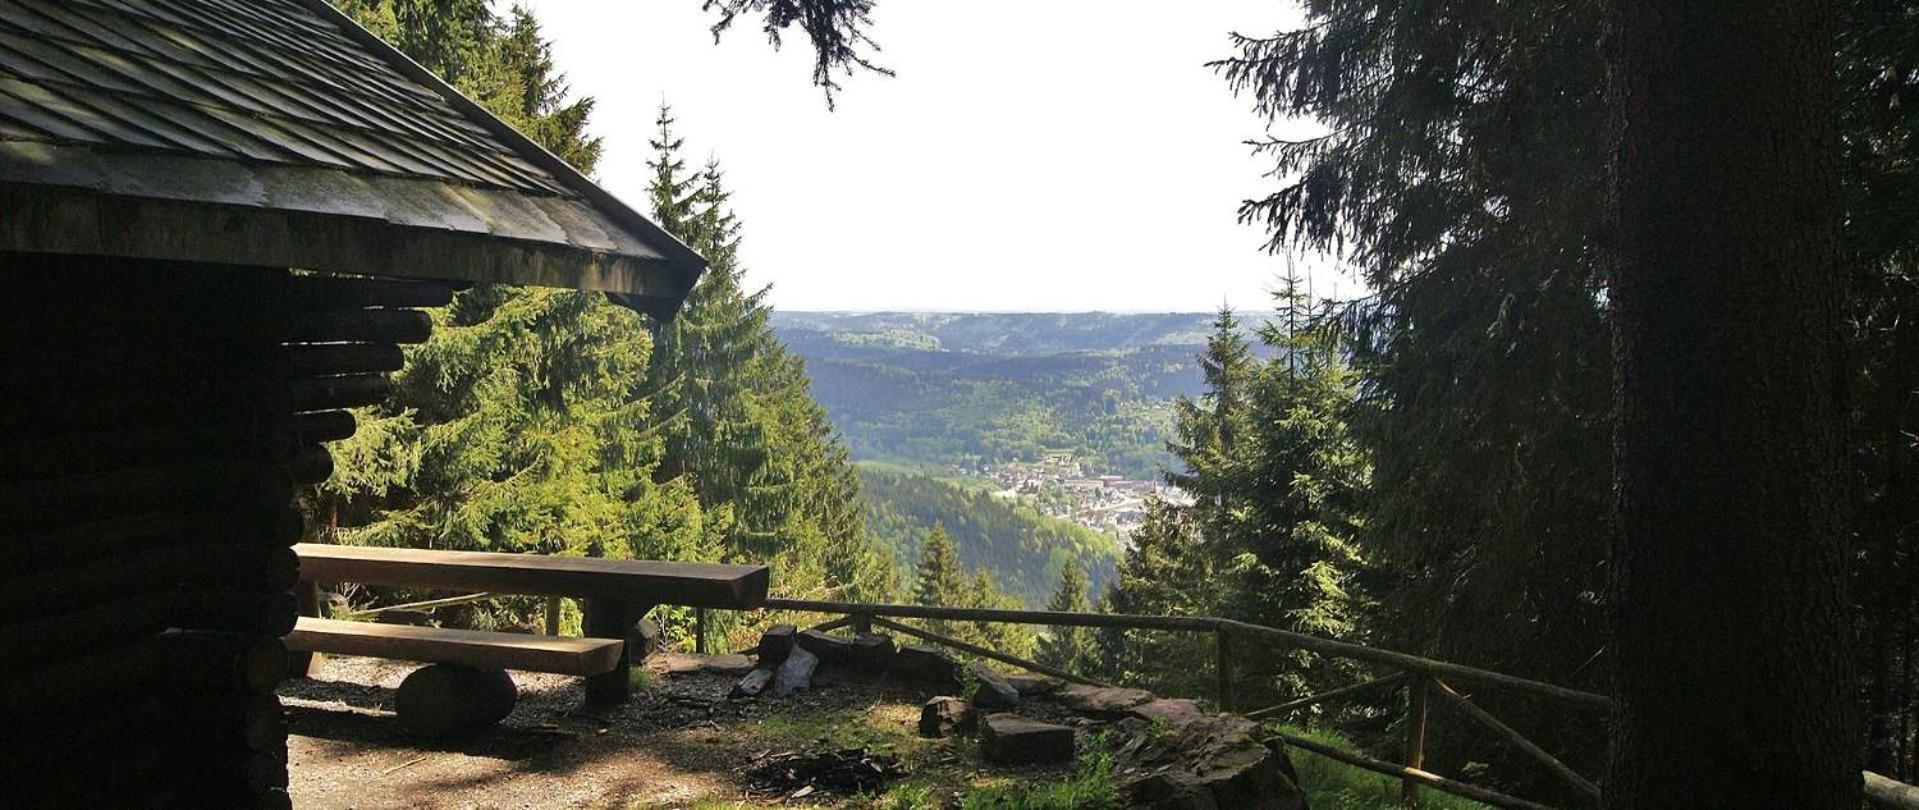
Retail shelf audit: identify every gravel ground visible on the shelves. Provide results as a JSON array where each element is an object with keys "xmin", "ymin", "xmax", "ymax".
[{"xmin": 279, "ymin": 653, "xmax": 966, "ymax": 809}]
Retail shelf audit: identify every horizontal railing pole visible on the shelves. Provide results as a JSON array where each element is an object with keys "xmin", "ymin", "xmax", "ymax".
[
  {"xmin": 761, "ymin": 598, "xmax": 1221, "ymax": 632},
  {"xmin": 869, "ymin": 616, "xmax": 1112, "ymax": 688},
  {"xmin": 1247, "ymin": 671, "xmax": 1410, "ymax": 720},
  {"xmin": 1220, "ymin": 619, "xmax": 1612, "ymax": 710},
  {"xmin": 341, "ymin": 591, "xmax": 494, "ymax": 618},
  {"xmin": 1269, "ymin": 730, "xmax": 1561, "ymax": 810},
  {"xmin": 1867, "ymin": 771, "xmax": 1919, "ymax": 809},
  {"xmin": 1431, "ymin": 678, "xmax": 1601, "ymax": 802},
  {"xmin": 759, "ymin": 600, "xmax": 1611, "ymax": 710}
]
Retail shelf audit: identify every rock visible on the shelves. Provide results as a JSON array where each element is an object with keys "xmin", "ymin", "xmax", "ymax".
[
  {"xmin": 730, "ymin": 668, "xmax": 773, "ymax": 699},
  {"xmin": 797, "ymin": 629, "xmax": 854, "ymax": 666},
  {"xmin": 1004, "ymin": 673, "xmax": 1063, "ymax": 696},
  {"xmin": 773, "ymin": 645, "xmax": 819, "ymax": 697},
  {"xmin": 631, "ymin": 616, "xmax": 663, "ymax": 660},
  {"xmin": 850, "ymin": 633, "xmax": 896, "ymax": 671},
  {"xmin": 757, "ymin": 624, "xmax": 796, "ymax": 667},
  {"xmin": 1130, "ymin": 698, "xmax": 1207, "ymax": 727},
  {"xmin": 892, "ymin": 644, "xmax": 963, "ymax": 687},
  {"xmin": 658, "ymin": 653, "xmax": 705, "ymax": 676},
  {"xmin": 918, "ymin": 696, "xmax": 974, "ymax": 738},
  {"xmin": 1056, "ymin": 684, "xmax": 1154, "ymax": 716},
  {"xmin": 321, "ymin": 592, "xmax": 350, "ymax": 619},
  {"xmin": 979, "ymin": 713, "xmax": 1076, "ymax": 765},
  {"xmin": 968, "ymin": 661, "xmax": 1020, "ymax": 709},
  {"xmin": 700, "ymin": 653, "xmax": 757, "ymax": 676},
  {"xmin": 394, "ymin": 663, "xmax": 517, "ymax": 739}
]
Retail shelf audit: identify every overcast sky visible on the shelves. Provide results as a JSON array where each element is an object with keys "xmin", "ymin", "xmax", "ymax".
[{"xmin": 518, "ymin": 1, "xmax": 1345, "ymax": 312}]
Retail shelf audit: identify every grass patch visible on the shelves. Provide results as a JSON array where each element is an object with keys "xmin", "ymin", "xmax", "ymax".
[
  {"xmin": 951, "ymin": 735, "xmax": 1119, "ymax": 810},
  {"xmin": 1273, "ymin": 725, "xmax": 1490, "ymax": 810}
]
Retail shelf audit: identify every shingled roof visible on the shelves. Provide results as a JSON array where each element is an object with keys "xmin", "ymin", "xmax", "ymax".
[{"xmin": 0, "ymin": 0, "xmax": 702, "ymax": 317}]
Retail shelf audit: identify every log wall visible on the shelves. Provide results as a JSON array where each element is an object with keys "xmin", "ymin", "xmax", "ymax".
[{"xmin": 0, "ymin": 252, "xmax": 445, "ymax": 807}]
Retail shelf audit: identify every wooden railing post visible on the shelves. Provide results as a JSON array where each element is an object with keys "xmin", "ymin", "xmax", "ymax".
[
  {"xmin": 1404, "ymin": 673, "xmax": 1431, "ymax": 805},
  {"xmin": 853, "ymin": 613, "xmax": 872, "ymax": 635},
  {"xmin": 288, "ymin": 579, "xmax": 323, "ymax": 678},
  {"xmin": 694, "ymin": 607, "xmax": 707, "ymax": 654},
  {"xmin": 1216, "ymin": 624, "xmax": 1235, "ymax": 712},
  {"xmin": 544, "ymin": 596, "xmax": 561, "ymax": 636}
]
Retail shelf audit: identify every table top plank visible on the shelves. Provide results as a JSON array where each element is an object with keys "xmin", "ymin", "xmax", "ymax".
[
  {"xmin": 294, "ymin": 543, "xmax": 769, "ymax": 608},
  {"xmin": 285, "ymin": 617, "xmax": 623, "ymax": 675}
]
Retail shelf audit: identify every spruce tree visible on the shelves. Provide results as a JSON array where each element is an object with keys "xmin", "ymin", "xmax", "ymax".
[
  {"xmin": 1036, "ymin": 563, "xmax": 1092, "ymax": 673},
  {"xmin": 912, "ymin": 523, "xmax": 965, "ymax": 635}
]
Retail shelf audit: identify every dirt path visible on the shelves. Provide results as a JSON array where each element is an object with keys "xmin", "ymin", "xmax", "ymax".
[{"xmin": 280, "ymin": 655, "xmax": 1023, "ymax": 809}]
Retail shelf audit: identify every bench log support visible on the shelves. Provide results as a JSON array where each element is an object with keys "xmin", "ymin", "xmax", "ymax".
[
  {"xmin": 289, "ymin": 579, "xmax": 323, "ymax": 678},
  {"xmin": 582, "ymin": 598, "xmax": 654, "ymax": 706}
]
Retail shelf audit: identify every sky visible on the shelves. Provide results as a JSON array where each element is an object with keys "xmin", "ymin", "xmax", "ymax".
[{"xmin": 518, "ymin": 1, "xmax": 1347, "ymax": 313}]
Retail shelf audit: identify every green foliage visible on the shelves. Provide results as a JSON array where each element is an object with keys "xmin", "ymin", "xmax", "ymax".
[
  {"xmin": 774, "ymin": 312, "xmax": 1241, "ymax": 480},
  {"xmin": 1097, "ymin": 301, "xmax": 1371, "ymax": 707},
  {"xmin": 642, "ymin": 106, "xmax": 892, "ymax": 648},
  {"xmin": 862, "ymin": 468, "xmax": 1117, "ymax": 606},
  {"xmin": 1035, "ymin": 563, "xmax": 1093, "ymax": 674},
  {"xmin": 312, "ymin": 3, "xmax": 889, "ymax": 646},
  {"xmin": 956, "ymin": 736, "xmax": 1118, "ymax": 810},
  {"xmin": 909, "ymin": 524, "xmax": 1035, "ymax": 658},
  {"xmin": 1275, "ymin": 727, "xmax": 1489, "ymax": 810}
]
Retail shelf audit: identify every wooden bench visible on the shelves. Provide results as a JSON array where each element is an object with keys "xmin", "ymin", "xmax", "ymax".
[
  {"xmin": 290, "ymin": 543, "xmax": 769, "ymax": 707},
  {"xmin": 286, "ymin": 617, "xmax": 625, "ymax": 676}
]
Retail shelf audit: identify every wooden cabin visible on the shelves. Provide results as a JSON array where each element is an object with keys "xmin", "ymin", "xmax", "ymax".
[{"xmin": 0, "ymin": 0, "xmax": 703, "ymax": 805}]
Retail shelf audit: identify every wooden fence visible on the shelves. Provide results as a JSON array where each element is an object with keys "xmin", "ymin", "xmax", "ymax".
[{"xmin": 681, "ymin": 598, "xmax": 1919, "ymax": 810}]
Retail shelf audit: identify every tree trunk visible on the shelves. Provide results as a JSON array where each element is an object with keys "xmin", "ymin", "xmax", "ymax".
[{"xmin": 1606, "ymin": 0, "xmax": 1861, "ymax": 806}]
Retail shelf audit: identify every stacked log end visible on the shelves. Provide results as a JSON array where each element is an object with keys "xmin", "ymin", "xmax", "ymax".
[{"xmin": 0, "ymin": 255, "xmax": 446, "ymax": 807}]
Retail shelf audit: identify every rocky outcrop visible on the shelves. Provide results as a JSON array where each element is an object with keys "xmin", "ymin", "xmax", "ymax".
[
  {"xmin": 1112, "ymin": 713, "xmax": 1306, "ymax": 810},
  {"xmin": 979, "ymin": 713, "xmax": 1076, "ymax": 764},
  {"xmin": 1056, "ymin": 684, "xmax": 1154, "ymax": 716}
]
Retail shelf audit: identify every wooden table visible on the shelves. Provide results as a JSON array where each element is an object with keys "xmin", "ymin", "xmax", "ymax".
[{"xmin": 293, "ymin": 544, "xmax": 769, "ymax": 704}]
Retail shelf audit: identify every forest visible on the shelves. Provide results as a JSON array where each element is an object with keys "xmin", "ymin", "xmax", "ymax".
[{"xmin": 304, "ymin": 0, "xmax": 1917, "ymax": 805}]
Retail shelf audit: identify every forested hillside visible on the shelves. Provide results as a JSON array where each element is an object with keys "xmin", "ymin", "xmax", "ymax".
[
  {"xmin": 774, "ymin": 311, "xmax": 1277, "ymax": 478},
  {"xmin": 859, "ymin": 467, "xmax": 1117, "ymax": 606}
]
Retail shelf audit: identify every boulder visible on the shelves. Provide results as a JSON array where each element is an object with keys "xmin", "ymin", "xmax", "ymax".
[
  {"xmin": 892, "ymin": 644, "xmax": 963, "ymax": 688},
  {"xmin": 1004, "ymin": 673, "xmax": 1063, "ymax": 696},
  {"xmin": 631, "ymin": 616, "xmax": 663, "ymax": 659},
  {"xmin": 700, "ymin": 653, "xmax": 757, "ymax": 676},
  {"xmin": 850, "ymin": 633, "xmax": 896, "ymax": 671},
  {"xmin": 730, "ymin": 668, "xmax": 774, "ymax": 699},
  {"xmin": 757, "ymin": 624, "xmax": 797, "ymax": 667},
  {"xmin": 394, "ymin": 663, "xmax": 517, "ymax": 739},
  {"xmin": 979, "ymin": 713, "xmax": 1076, "ymax": 765},
  {"xmin": 773, "ymin": 645, "xmax": 819, "ymax": 697},
  {"xmin": 797, "ymin": 629, "xmax": 855, "ymax": 666},
  {"xmin": 918, "ymin": 696, "xmax": 974, "ymax": 738},
  {"xmin": 1056, "ymin": 684, "xmax": 1154, "ymax": 716},
  {"xmin": 968, "ymin": 661, "xmax": 1020, "ymax": 709}
]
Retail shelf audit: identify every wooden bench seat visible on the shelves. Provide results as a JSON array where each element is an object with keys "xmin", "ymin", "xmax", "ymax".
[{"xmin": 285, "ymin": 617, "xmax": 624, "ymax": 676}]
